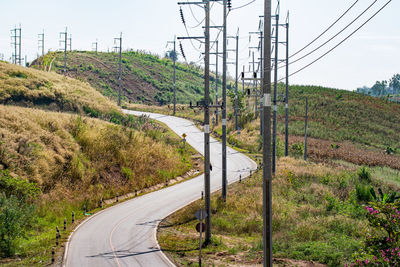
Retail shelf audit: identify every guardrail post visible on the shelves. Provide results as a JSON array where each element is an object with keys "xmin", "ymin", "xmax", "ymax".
[{"xmin": 51, "ymin": 247, "xmax": 55, "ymax": 263}]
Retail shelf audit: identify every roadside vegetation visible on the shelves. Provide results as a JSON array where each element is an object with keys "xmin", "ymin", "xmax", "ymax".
[
  {"xmin": 3, "ymin": 50, "xmax": 399, "ymax": 266},
  {"xmin": 129, "ymin": 83, "xmax": 400, "ymax": 168},
  {"xmin": 0, "ymin": 62, "xmax": 201, "ymax": 265},
  {"xmin": 0, "ymin": 61, "xmax": 118, "ymax": 118},
  {"xmin": 158, "ymin": 158, "xmax": 400, "ymax": 266},
  {"xmin": 0, "ymin": 105, "xmax": 198, "ymax": 266}
]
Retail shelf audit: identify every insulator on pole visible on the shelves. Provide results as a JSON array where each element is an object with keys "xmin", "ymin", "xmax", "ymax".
[
  {"xmin": 179, "ymin": 42, "xmax": 186, "ymax": 61},
  {"xmin": 180, "ymin": 7, "xmax": 186, "ymax": 25}
]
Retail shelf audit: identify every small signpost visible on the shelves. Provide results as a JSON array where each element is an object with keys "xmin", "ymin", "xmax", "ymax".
[
  {"xmin": 195, "ymin": 208, "xmax": 208, "ymax": 267},
  {"xmin": 182, "ymin": 133, "xmax": 187, "ymax": 150}
]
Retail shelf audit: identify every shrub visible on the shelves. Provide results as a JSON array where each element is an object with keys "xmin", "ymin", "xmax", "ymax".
[
  {"xmin": 348, "ymin": 200, "xmax": 400, "ymax": 266},
  {"xmin": 122, "ymin": 167, "xmax": 134, "ymax": 181},
  {"xmin": 290, "ymin": 142, "xmax": 304, "ymax": 157},
  {"xmin": 0, "ymin": 170, "xmax": 40, "ymax": 201},
  {"xmin": 0, "ymin": 194, "xmax": 35, "ymax": 257},
  {"xmin": 357, "ymin": 166, "xmax": 371, "ymax": 183},
  {"xmin": 0, "ymin": 171, "xmax": 37, "ymax": 258},
  {"xmin": 355, "ymin": 183, "xmax": 373, "ymax": 202},
  {"xmin": 386, "ymin": 146, "xmax": 396, "ymax": 155},
  {"xmin": 7, "ymin": 71, "xmax": 27, "ymax": 79}
]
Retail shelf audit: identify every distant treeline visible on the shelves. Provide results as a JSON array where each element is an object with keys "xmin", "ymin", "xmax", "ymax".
[{"xmin": 356, "ymin": 74, "xmax": 400, "ymax": 97}]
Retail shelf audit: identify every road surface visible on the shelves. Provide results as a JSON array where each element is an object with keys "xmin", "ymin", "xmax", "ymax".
[{"xmin": 64, "ymin": 111, "xmax": 257, "ymax": 267}]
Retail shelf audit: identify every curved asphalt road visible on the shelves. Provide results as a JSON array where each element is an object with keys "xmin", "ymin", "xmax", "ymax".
[{"xmin": 64, "ymin": 111, "xmax": 257, "ymax": 267}]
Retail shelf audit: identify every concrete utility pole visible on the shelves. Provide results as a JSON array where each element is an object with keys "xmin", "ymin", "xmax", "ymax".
[
  {"xmin": 262, "ymin": 0, "xmax": 273, "ymax": 266},
  {"xmin": 114, "ymin": 33, "xmax": 122, "ymax": 106},
  {"xmin": 168, "ymin": 37, "xmax": 177, "ymax": 115},
  {"xmin": 10, "ymin": 25, "xmax": 22, "ymax": 65},
  {"xmin": 250, "ymin": 28, "xmax": 264, "ymax": 135},
  {"xmin": 304, "ymin": 97, "xmax": 308, "ymax": 161},
  {"xmin": 222, "ymin": 0, "xmax": 228, "ymax": 202},
  {"xmin": 92, "ymin": 40, "xmax": 98, "ymax": 54},
  {"xmin": 272, "ymin": 13, "xmax": 279, "ymax": 175},
  {"xmin": 242, "ymin": 65, "xmax": 245, "ymax": 97},
  {"xmin": 234, "ymin": 31, "xmax": 239, "ymax": 131},
  {"xmin": 203, "ymin": 0, "xmax": 211, "ymax": 245},
  {"xmin": 215, "ymin": 40, "xmax": 219, "ymax": 124},
  {"xmin": 177, "ymin": 0, "xmax": 218, "ymax": 245},
  {"xmin": 18, "ymin": 27, "xmax": 21, "ymax": 65},
  {"xmin": 38, "ymin": 30, "xmax": 44, "ymax": 57},
  {"xmin": 59, "ymin": 27, "xmax": 68, "ymax": 74},
  {"xmin": 68, "ymin": 34, "xmax": 72, "ymax": 51},
  {"xmin": 284, "ymin": 15, "xmax": 289, "ymax": 157},
  {"xmin": 251, "ymin": 52, "xmax": 258, "ymax": 118},
  {"xmin": 260, "ymin": 29, "xmax": 264, "ymax": 136}
]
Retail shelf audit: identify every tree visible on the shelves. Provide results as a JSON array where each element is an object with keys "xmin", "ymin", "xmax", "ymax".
[
  {"xmin": 371, "ymin": 80, "xmax": 388, "ymax": 96},
  {"xmin": 389, "ymin": 74, "xmax": 400, "ymax": 95},
  {"xmin": 0, "ymin": 170, "xmax": 37, "ymax": 257},
  {"xmin": 0, "ymin": 194, "xmax": 34, "ymax": 257},
  {"xmin": 165, "ymin": 50, "xmax": 178, "ymax": 62}
]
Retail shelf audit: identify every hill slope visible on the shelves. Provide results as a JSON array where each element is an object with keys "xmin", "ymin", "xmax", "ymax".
[
  {"xmin": 0, "ymin": 62, "xmax": 199, "ymax": 265},
  {"xmin": 31, "ymin": 51, "xmax": 220, "ymax": 105},
  {"xmin": 0, "ymin": 61, "xmax": 118, "ymax": 117}
]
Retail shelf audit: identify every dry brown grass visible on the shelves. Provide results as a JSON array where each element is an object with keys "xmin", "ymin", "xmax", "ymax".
[
  {"xmin": 0, "ymin": 105, "xmax": 193, "ymax": 205},
  {"xmin": 288, "ymin": 135, "xmax": 400, "ymax": 170},
  {"xmin": 0, "ymin": 61, "xmax": 118, "ymax": 115},
  {"xmin": 158, "ymin": 157, "xmax": 373, "ymax": 266},
  {"xmin": 126, "ymin": 103, "xmax": 204, "ymax": 123}
]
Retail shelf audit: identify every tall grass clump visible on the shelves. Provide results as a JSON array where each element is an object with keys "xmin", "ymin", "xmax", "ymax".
[
  {"xmin": 0, "ymin": 105, "xmax": 196, "ymax": 264},
  {"xmin": 158, "ymin": 158, "xmax": 399, "ymax": 266}
]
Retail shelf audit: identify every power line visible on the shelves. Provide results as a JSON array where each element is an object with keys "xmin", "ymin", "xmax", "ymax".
[
  {"xmin": 231, "ymin": 0, "xmax": 257, "ymax": 11},
  {"xmin": 285, "ymin": 0, "xmax": 377, "ymax": 68},
  {"xmin": 188, "ymin": 0, "xmax": 201, "ymax": 23},
  {"xmin": 181, "ymin": 1, "xmax": 216, "ymax": 29},
  {"xmin": 290, "ymin": 0, "xmax": 359, "ymax": 59},
  {"xmin": 285, "ymin": 0, "xmax": 392, "ymax": 80}
]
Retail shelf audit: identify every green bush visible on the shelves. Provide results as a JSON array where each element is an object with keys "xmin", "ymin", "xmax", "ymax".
[
  {"xmin": 386, "ymin": 146, "xmax": 396, "ymax": 155},
  {"xmin": 355, "ymin": 183, "xmax": 373, "ymax": 202},
  {"xmin": 0, "ymin": 170, "xmax": 40, "ymax": 200},
  {"xmin": 7, "ymin": 71, "xmax": 27, "ymax": 79},
  {"xmin": 357, "ymin": 166, "xmax": 371, "ymax": 183},
  {"xmin": 0, "ymin": 194, "xmax": 35, "ymax": 257},
  {"xmin": 290, "ymin": 142, "xmax": 304, "ymax": 157},
  {"xmin": 0, "ymin": 170, "xmax": 37, "ymax": 258},
  {"xmin": 348, "ymin": 200, "xmax": 400, "ymax": 266}
]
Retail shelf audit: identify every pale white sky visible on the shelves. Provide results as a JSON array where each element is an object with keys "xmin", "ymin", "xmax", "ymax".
[{"xmin": 0, "ymin": 0, "xmax": 398, "ymax": 91}]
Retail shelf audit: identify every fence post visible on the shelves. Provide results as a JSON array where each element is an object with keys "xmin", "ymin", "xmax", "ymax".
[{"xmin": 51, "ymin": 247, "xmax": 55, "ymax": 263}]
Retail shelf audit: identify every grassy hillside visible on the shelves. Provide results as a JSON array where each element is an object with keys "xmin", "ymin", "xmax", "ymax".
[
  {"xmin": 130, "ymin": 83, "xmax": 400, "ymax": 169},
  {"xmin": 158, "ymin": 158, "xmax": 400, "ymax": 266},
  {"xmin": 0, "ymin": 62, "xmax": 201, "ymax": 265},
  {"xmin": 31, "ymin": 51, "xmax": 220, "ymax": 105},
  {"xmin": 279, "ymin": 84, "xmax": 400, "ymax": 150},
  {"xmin": 0, "ymin": 105, "xmax": 198, "ymax": 266},
  {"xmin": 0, "ymin": 61, "xmax": 118, "ymax": 118}
]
